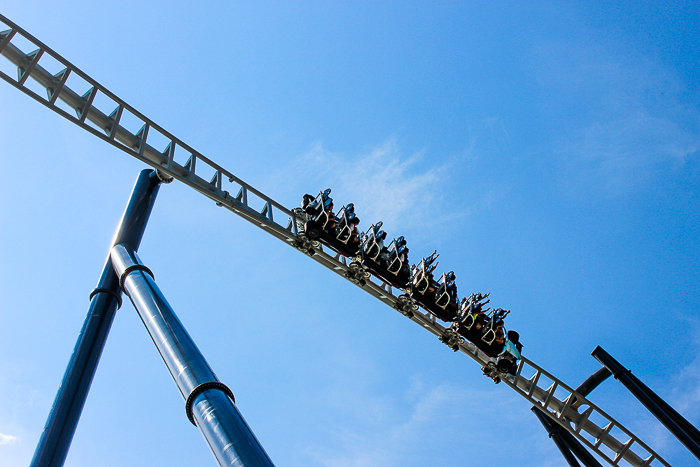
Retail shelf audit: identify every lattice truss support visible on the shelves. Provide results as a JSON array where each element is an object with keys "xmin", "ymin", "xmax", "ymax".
[{"xmin": 0, "ymin": 14, "xmax": 670, "ymax": 467}]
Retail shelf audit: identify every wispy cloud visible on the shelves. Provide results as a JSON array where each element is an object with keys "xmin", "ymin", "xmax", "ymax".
[
  {"xmin": 302, "ymin": 372, "xmax": 561, "ymax": 467},
  {"xmin": 0, "ymin": 433, "xmax": 19, "ymax": 445},
  {"xmin": 667, "ymin": 321, "xmax": 700, "ymax": 426},
  {"xmin": 271, "ymin": 138, "xmax": 451, "ymax": 236},
  {"xmin": 302, "ymin": 381, "xmax": 467, "ymax": 467},
  {"xmin": 532, "ymin": 38, "xmax": 700, "ymax": 199},
  {"xmin": 608, "ymin": 320, "xmax": 700, "ymax": 461}
]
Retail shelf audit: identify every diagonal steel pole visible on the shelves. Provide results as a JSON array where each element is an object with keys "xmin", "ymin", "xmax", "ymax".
[
  {"xmin": 30, "ymin": 169, "xmax": 166, "ymax": 467},
  {"xmin": 532, "ymin": 406, "xmax": 604, "ymax": 467},
  {"xmin": 532, "ymin": 407, "xmax": 582, "ymax": 467},
  {"xmin": 110, "ymin": 244, "xmax": 275, "ymax": 467},
  {"xmin": 592, "ymin": 346, "xmax": 700, "ymax": 461}
]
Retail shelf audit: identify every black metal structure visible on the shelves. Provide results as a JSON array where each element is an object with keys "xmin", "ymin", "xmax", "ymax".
[
  {"xmin": 30, "ymin": 169, "xmax": 164, "ymax": 467},
  {"xmin": 531, "ymin": 365, "xmax": 616, "ymax": 467},
  {"xmin": 575, "ymin": 367, "xmax": 613, "ymax": 398},
  {"xmin": 111, "ymin": 244, "xmax": 275, "ymax": 467},
  {"xmin": 592, "ymin": 346, "xmax": 700, "ymax": 461},
  {"xmin": 532, "ymin": 407, "xmax": 604, "ymax": 467},
  {"xmin": 533, "ymin": 407, "xmax": 583, "ymax": 467}
]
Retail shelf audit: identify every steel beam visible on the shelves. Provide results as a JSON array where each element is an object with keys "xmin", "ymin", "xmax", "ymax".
[
  {"xmin": 575, "ymin": 367, "xmax": 612, "ymax": 398},
  {"xmin": 592, "ymin": 346, "xmax": 700, "ymax": 461},
  {"xmin": 532, "ymin": 406, "xmax": 604, "ymax": 467},
  {"xmin": 532, "ymin": 407, "xmax": 582, "ymax": 467},
  {"xmin": 30, "ymin": 169, "xmax": 164, "ymax": 467},
  {"xmin": 110, "ymin": 244, "xmax": 275, "ymax": 467}
]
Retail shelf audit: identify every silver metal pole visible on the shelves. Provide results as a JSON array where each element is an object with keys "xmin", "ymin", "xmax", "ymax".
[
  {"xmin": 30, "ymin": 169, "xmax": 164, "ymax": 467},
  {"xmin": 110, "ymin": 244, "xmax": 275, "ymax": 467}
]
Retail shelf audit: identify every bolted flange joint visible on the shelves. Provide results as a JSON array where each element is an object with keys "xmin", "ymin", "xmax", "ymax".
[{"xmin": 185, "ymin": 381, "xmax": 236, "ymax": 426}]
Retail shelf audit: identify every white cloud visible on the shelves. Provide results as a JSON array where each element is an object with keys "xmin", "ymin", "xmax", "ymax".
[
  {"xmin": 532, "ymin": 38, "xmax": 700, "ymax": 199},
  {"xmin": 302, "ymin": 382, "xmax": 464, "ymax": 467},
  {"xmin": 667, "ymin": 326, "xmax": 700, "ymax": 427},
  {"xmin": 0, "ymin": 433, "xmax": 19, "ymax": 445},
  {"xmin": 302, "ymin": 373, "xmax": 562, "ymax": 467},
  {"xmin": 273, "ymin": 138, "xmax": 452, "ymax": 237}
]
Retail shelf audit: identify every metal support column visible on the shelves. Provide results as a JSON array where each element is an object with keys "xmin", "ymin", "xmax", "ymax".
[
  {"xmin": 592, "ymin": 346, "xmax": 700, "ymax": 461},
  {"xmin": 30, "ymin": 169, "xmax": 165, "ymax": 467},
  {"xmin": 532, "ymin": 407, "xmax": 604, "ymax": 467},
  {"xmin": 110, "ymin": 244, "xmax": 275, "ymax": 467},
  {"xmin": 531, "ymin": 367, "xmax": 610, "ymax": 467},
  {"xmin": 575, "ymin": 367, "xmax": 612, "ymax": 398},
  {"xmin": 532, "ymin": 407, "xmax": 582, "ymax": 467}
]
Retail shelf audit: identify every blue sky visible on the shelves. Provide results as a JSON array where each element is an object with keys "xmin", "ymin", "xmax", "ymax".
[{"xmin": 1, "ymin": 2, "xmax": 699, "ymax": 466}]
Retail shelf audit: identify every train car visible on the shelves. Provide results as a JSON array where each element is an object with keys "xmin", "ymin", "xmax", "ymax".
[
  {"xmin": 295, "ymin": 190, "xmax": 523, "ymax": 382},
  {"xmin": 355, "ymin": 223, "xmax": 411, "ymax": 289},
  {"xmin": 298, "ymin": 189, "xmax": 361, "ymax": 258},
  {"xmin": 443, "ymin": 294, "xmax": 523, "ymax": 379},
  {"xmin": 408, "ymin": 252, "xmax": 460, "ymax": 322}
]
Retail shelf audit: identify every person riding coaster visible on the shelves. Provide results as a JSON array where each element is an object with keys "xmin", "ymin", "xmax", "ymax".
[
  {"xmin": 387, "ymin": 236, "xmax": 410, "ymax": 278},
  {"xmin": 455, "ymin": 292, "xmax": 490, "ymax": 331},
  {"xmin": 434, "ymin": 271, "xmax": 458, "ymax": 313},
  {"xmin": 299, "ymin": 189, "xmax": 361, "ymax": 257},
  {"xmin": 480, "ymin": 308, "xmax": 510, "ymax": 346},
  {"xmin": 301, "ymin": 188, "xmax": 336, "ymax": 230},
  {"xmin": 336, "ymin": 203, "xmax": 361, "ymax": 247},
  {"xmin": 408, "ymin": 253, "xmax": 461, "ymax": 322},
  {"xmin": 440, "ymin": 292, "xmax": 488, "ymax": 350},
  {"xmin": 443, "ymin": 293, "xmax": 523, "ymax": 380},
  {"xmin": 411, "ymin": 251, "xmax": 439, "ymax": 295},
  {"xmin": 363, "ymin": 222, "xmax": 387, "ymax": 261},
  {"xmin": 452, "ymin": 300, "xmax": 509, "ymax": 352},
  {"xmin": 302, "ymin": 189, "xmax": 333, "ymax": 218},
  {"xmin": 358, "ymin": 223, "xmax": 411, "ymax": 289},
  {"xmin": 483, "ymin": 327, "xmax": 523, "ymax": 383}
]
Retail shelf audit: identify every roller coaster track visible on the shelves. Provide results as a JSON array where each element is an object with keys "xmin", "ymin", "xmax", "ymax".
[{"xmin": 0, "ymin": 14, "xmax": 670, "ymax": 467}]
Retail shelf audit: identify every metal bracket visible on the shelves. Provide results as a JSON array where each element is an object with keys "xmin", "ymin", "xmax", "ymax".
[
  {"xmin": 438, "ymin": 328, "xmax": 463, "ymax": 352},
  {"xmin": 393, "ymin": 294, "xmax": 418, "ymax": 319},
  {"xmin": 293, "ymin": 234, "xmax": 318, "ymax": 256},
  {"xmin": 118, "ymin": 263, "xmax": 154, "ymax": 292},
  {"xmin": 89, "ymin": 287, "xmax": 122, "ymax": 309},
  {"xmin": 344, "ymin": 261, "xmax": 370, "ymax": 286},
  {"xmin": 185, "ymin": 381, "xmax": 236, "ymax": 426}
]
